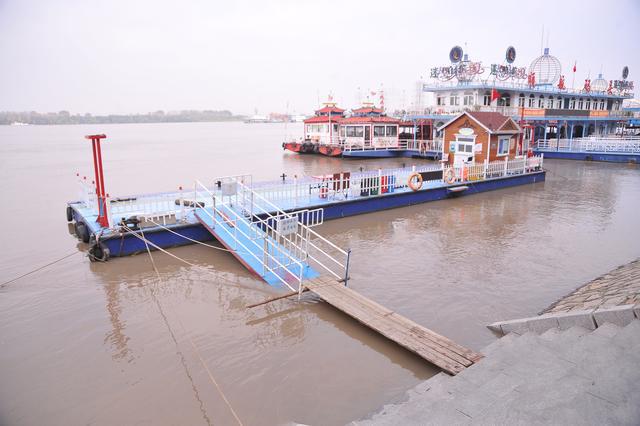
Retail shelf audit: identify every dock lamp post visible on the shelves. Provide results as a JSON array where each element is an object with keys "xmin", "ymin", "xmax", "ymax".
[{"xmin": 85, "ymin": 134, "xmax": 109, "ymax": 228}]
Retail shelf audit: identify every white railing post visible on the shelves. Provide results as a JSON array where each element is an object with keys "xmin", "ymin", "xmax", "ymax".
[
  {"xmin": 378, "ymin": 168, "xmax": 382, "ymax": 194},
  {"xmin": 504, "ymin": 157, "xmax": 508, "ymax": 176},
  {"xmin": 294, "ymin": 175, "xmax": 298, "ymax": 208},
  {"xmin": 105, "ymin": 193, "xmax": 112, "ymax": 229}
]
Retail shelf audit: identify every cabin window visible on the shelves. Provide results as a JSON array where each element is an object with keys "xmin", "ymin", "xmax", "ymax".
[
  {"xmin": 592, "ymin": 100, "xmax": 598, "ymax": 110},
  {"xmin": 599, "ymin": 100, "xmax": 605, "ymax": 110},
  {"xmin": 386, "ymin": 126, "xmax": 397, "ymax": 137},
  {"xmin": 463, "ymin": 94, "xmax": 474, "ymax": 106},
  {"xmin": 373, "ymin": 126, "xmax": 385, "ymax": 137},
  {"xmin": 497, "ymin": 137, "xmax": 510, "ymax": 156},
  {"xmin": 518, "ymin": 94, "xmax": 525, "ymax": 107},
  {"xmin": 528, "ymin": 94, "xmax": 535, "ymax": 107},
  {"xmin": 436, "ymin": 96, "xmax": 444, "ymax": 106},
  {"xmin": 340, "ymin": 127, "xmax": 345, "ymax": 137},
  {"xmin": 578, "ymin": 98, "xmax": 584, "ymax": 109},
  {"xmin": 556, "ymin": 98, "xmax": 563, "ymax": 109},
  {"xmin": 538, "ymin": 95, "xmax": 544, "ymax": 108},
  {"xmin": 547, "ymin": 97, "xmax": 554, "ymax": 108},
  {"xmin": 346, "ymin": 126, "xmax": 364, "ymax": 137},
  {"xmin": 483, "ymin": 92, "xmax": 491, "ymax": 106},
  {"xmin": 450, "ymin": 96, "xmax": 459, "ymax": 106},
  {"xmin": 585, "ymin": 99, "xmax": 591, "ymax": 110},
  {"xmin": 455, "ymin": 136, "xmax": 475, "ymax": 153},
  {"xmin": 570, "ymin": 98, "xmax": 576, "ymax": 109}
]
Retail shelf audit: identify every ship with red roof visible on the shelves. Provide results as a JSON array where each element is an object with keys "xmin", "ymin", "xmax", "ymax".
[{"xmin": 282, "ymin": 101, "xmax": 441, "ymax": 159}]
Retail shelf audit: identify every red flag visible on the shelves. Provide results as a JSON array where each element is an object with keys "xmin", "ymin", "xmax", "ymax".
[
  {"xmin": 572, "ymin": 62, "xmax": 577, "ymax": 73},
  {"xmin": 491, "ymin": 88, "xmax": 500, "ymax": 102}
]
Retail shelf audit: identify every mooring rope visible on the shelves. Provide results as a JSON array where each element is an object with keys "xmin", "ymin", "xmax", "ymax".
[
  {"xmin": 145, "ymin": 218, "xmax": 247, "ymax": 255},
  {"xmin": 0, "ymin": 251, "xmax": 80, "ymax": 288},
  {"xmin": 130, "ymin": 225, "xmax": 244, "ymax": 426}
]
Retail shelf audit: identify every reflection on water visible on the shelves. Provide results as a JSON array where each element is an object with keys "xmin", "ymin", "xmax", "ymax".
[{"xmin": 0, "ymin": 123, "xmax": 639, "ymax": 425}]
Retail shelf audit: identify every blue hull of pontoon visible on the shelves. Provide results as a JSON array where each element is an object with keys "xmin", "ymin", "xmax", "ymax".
[
  {"xmin": 533, "ymin": 150, "xmax": 640, "ymax": 163},
  {"xmin": 72, "ymin": 170, "xmax": 545, "ymax": 257}
]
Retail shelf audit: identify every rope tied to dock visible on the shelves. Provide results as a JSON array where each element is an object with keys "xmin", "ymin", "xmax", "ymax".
[
  {"xmin": 0, "ymin": 251, "xmax": 80, "ymax": 288},
  {"xmin": 123, "ymin": 224, "xmax": 244, "ymax": 426}
]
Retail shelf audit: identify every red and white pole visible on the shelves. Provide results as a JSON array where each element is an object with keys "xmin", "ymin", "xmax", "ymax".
[{"xmin": 85, "ymin": 134, "xmax": 109, "ymax": 228}]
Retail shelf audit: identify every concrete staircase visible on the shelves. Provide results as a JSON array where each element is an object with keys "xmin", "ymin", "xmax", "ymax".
[{"xmin": 354, "ymin": 320, "xmax": 640, "ymax": 425}]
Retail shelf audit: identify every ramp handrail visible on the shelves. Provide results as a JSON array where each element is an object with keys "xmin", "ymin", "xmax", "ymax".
[
  {"xmin": 194, "ymin": 179, "xmax": 306, "ymax": 293},
  {"xmin": 234, "ymin": 180, "xmax": 350, "ymax": 284}
]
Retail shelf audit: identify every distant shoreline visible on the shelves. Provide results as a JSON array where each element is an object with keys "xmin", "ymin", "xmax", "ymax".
[{"xmin": 0, "ymin": 110, "xmax": 246, "ymax": 126}]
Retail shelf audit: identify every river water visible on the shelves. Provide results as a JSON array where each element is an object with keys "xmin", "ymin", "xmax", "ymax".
[{"xmin": 1, "ymin": 122, "xmax": 639, "ymax": 425}]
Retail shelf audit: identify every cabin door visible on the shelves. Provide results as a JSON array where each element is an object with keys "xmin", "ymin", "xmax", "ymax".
[
  {"xmin": 364, "ymin": 126, "xmax": 371, "ymax": 146},
  {"xmin": 453, "ymin": 139, "xmax": 475, "ymax": 167}
]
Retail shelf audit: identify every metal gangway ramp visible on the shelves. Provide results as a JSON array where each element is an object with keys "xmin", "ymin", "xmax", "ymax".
[{"xmin": 193, "ymin": 175, "xmax": 482, "ymax": 375}]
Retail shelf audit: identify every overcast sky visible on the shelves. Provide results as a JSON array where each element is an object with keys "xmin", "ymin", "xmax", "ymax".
[{"xmin": 1, "ymin": 0, "xmax": 638, "ymax": 115}]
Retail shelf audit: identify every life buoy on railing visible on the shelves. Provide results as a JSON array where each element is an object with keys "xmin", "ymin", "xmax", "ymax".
[
  {"xmin": 444, "ymin": 168, "xmax": 456, "ymax": 184},
  {"xmin": 408, "ymin": 172, "xmax": 423, "ymax": 191}
]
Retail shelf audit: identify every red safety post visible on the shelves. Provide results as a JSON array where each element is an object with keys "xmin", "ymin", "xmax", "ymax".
[{"xmin": 85, "ymin": 134, "xmax": 109, "ymax": 228}]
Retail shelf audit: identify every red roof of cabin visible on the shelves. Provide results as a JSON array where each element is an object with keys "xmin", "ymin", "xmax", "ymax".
[
  {"xmin": 352, "ymin": 106, "xmax": 384, "ymax": 114},
  {"xmin": 466, "ymin": 111, "xmax": 512, "ymax": 132},
  {"xmin": 315, "ymin": 106, "xmax": 345, "ymax": 114},
  {"xmin": 304, "ymin": 115, "xmax": 339, "ymax": 124}
]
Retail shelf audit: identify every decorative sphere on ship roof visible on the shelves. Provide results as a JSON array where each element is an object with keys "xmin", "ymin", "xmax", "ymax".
[
  {"xmin": 591, "ymin": 73, "xmax": 608, "ymax": 92},
  {"xmin": 528, "ymin": 48, "xmax": 561, "ymax": 85}
]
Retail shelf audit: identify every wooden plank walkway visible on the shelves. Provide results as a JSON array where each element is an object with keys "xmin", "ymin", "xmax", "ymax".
[{"xmin": 304, "ymin": 276, "xmax": 483, "ymax": 375}]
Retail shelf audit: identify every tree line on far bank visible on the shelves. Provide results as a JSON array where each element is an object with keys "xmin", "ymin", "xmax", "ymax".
[{"xmin": 0, "ymin": 110, "xmax": 245, "ymax": 125}]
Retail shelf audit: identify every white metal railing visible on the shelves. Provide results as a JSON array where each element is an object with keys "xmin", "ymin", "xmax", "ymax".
[
  {"xmin": 453, "ymin": 155, "xmax": 544, "ymax": 183},
  {"xmin": 193, "ymin": 176, "xmax": 350, "ymax": 295},
  {"xmin": 342, "ymin": 139, "xmax": 443, "ymax": 152},
  {"xmin": 235, "ymin": 179, "xmax": 349, "ymax": 283},
  {"xmin": 78, "ymin": 176, "xmax": 97, "ymax": 210},
  {"xmin": 535, "ymin": 137, "xmax": 640, "ymax": 153}
]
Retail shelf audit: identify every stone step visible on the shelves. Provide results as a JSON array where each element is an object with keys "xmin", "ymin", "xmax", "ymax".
[
  {"xmin": 481, "ymin": 332, "xmax": 519, "ymax": 356},
  {"xmin": 540, "ymin": 326, "xmax": 562, "ymax": 341},
  {"xmin": 611, "ymin": 319, "xmax": 640, "ymax": 350},
  {"xmin": 456, "ymin": 332, "xmax": 542, "ymax": 386},
  {"xmin": 592, "ymin": 322, "xmax": 621, "ymax": 338},
  {"xmin": 535, "ymin": 325, "xmax": 591, "ymax": 353}
]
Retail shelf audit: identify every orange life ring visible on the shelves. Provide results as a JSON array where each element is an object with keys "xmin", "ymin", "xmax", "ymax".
[
  {"xmin": 444, "ymin": 168, "xmax": 456, "ymax": 184},
  {"xmin": 408, "ymin": 172, "xmax": 423, "ymax": 191}
]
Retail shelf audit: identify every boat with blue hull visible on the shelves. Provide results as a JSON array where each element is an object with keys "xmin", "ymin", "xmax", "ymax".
[
  {"xmin": 68, "ymin": 154, "xmax": 545, "ymax": 261},
  {"xmin": 533, "ymin": 136, "xmax": 640, "ymax": 163}
]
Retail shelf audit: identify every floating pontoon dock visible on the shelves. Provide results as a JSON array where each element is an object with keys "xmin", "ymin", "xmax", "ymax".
[
  {"xmin": 533, "ymin": 136, "xmax": 640, "ymax": 163},
  {"xmin": 68, "ymin": 155, "xmax": 545, "ymax": 259}
]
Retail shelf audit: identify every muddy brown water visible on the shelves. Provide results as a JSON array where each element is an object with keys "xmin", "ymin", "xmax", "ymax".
[{"xmin": 1, "ymin": 122, "xmax": 639, "ymax": 425}]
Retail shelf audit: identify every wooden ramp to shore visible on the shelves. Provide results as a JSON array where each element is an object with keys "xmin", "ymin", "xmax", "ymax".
[{"xmin": 304, "ymin": 276, "xmax": 483, "ymax": 375}]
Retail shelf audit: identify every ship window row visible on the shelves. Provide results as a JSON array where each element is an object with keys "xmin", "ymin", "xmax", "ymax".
[
  {"xmin": 439, "ymin": 92, "xmax": 618, "ymax": 111},
  {"xmin": 307, "ymin": 124, "xmax": 329, "ymax": 133},
  {"xmin": 437, "ymin": 92, "xmax": 622, "ymax": 111},
  {"xmin": 341, "ymin": 125, "xmax": 398, "ymax": 137}
]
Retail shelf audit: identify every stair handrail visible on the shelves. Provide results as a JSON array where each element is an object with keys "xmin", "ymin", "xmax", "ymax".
[{"xmin": 194, "ymin": 180, "xmax": 306, "ymax": 293}]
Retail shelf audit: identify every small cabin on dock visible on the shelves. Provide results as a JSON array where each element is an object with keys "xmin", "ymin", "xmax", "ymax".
[
  {"xmin": 303, "ymin": 103, "xmax": 345, "ymax": 145},
  {"xmin": 439, "ymin": 111, "xmax": 521, "ymax": 166}
]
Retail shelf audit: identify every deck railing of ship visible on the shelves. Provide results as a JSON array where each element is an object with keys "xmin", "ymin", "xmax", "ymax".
[
  {"xmin": 341, "ymin": 139, "xmax": 442, "ymax": 152},
  {"xmin": 193, "ymin": 176, "xmax": 350, "ymax": 294},
  {"xmin": 535, "ymin": 137, "xmax": 640, "ymax": 153},
  {"xmin": 249, "ymin": 156, "xmax": 544, "ymax": 210}
]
